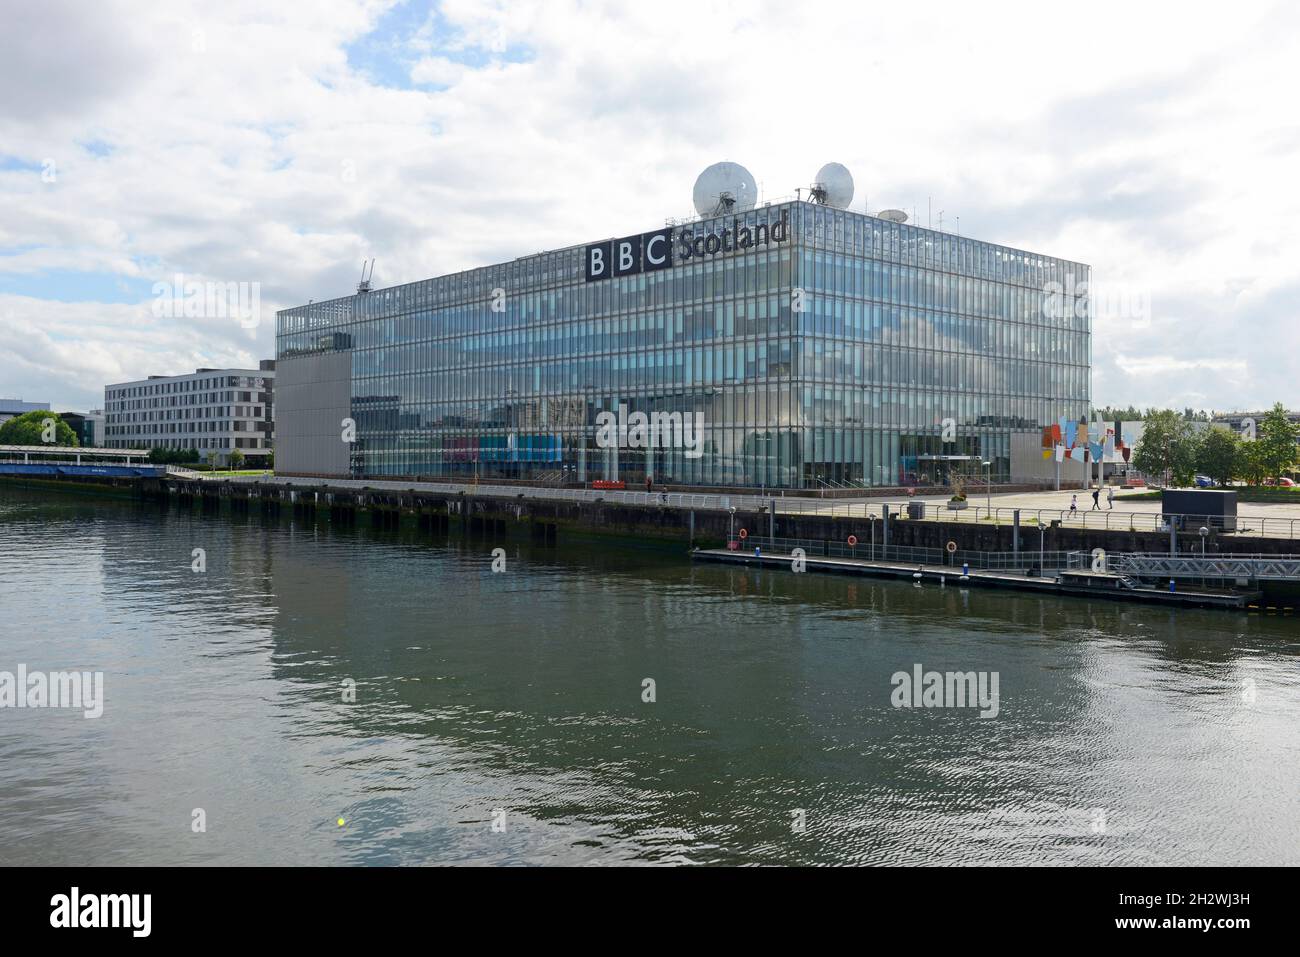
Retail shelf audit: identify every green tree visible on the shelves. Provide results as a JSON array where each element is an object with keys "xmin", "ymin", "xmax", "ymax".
[
  {"xmin": 148, "ymin": 447, "xmax": 190, "ymax": 465},
  {"xmin": 1196, "ymin": 426, "xmax": 1240, "ymax": 486},
  {"xmin": 1257, "ymin": 402, "xmax": 1298, "ymax": 480},
  {"xmin": 149, "ymin": 448, "xmax": 195, "ymax": 465},
  {"xmin": 1174, "ymin": 433, "xmax": 1202, "ymax": 485},
  {"xmin": 1237, "ymin": 440, "xmax": 1267, "ymax": 486},
  {"xmin": 229, "ymin": 449, "xmax": 245, "ymax": 471},
  {"xmin": 1094, "ymin": 405, "xmax": 1145, "ymax": 421},
  {"xmin": 1132, "ymin": 410, "xmax": 1200, "ymax": 486},
  {"xmin": 0, "ymin": 410, "xmax": 79, "ymax": 447}
]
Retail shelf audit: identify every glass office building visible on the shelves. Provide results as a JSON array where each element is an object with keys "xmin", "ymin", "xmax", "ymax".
[{"xmin": 275, "ymin": 200, "xmax": 1090, "ymax": 488}]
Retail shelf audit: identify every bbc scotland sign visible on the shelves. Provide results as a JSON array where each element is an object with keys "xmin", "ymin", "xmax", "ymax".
[
  {"xmin": 585, "ymin": 212, "xmax": 789, "ymax": 282},
  {"xmin": 585, "ymin": 228, "xmax": 672, "ymax": 282}
]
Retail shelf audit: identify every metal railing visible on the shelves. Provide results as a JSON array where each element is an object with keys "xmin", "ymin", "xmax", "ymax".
[
  {"xmin": 164, "ymin": 465, "xmax": 206, "ymax": 479},
  {"xmin": 0, "ymin": 456, "xmax": 160, "ymax": 472},
  {"xmin": 0, "ymin": 455, "xmax": 148, "ymax": 466},
  {"xmin": 767, "ymin": 498, "xmax": 1300, "ymax": 539},
  {"xmin": 720, "ymin": 539, "xmax": 1300, "ymax": 583},
  {"xmin": 206, "ymin": 473, "xmax": 773, "ymax": 513},
  {"xmin": 739, "ymin": 535, "xmax": 1083, "ymax": 571},
  {"xmin": 1109, "ymin": 553, "xmax": 1300, "ymax": 581}
]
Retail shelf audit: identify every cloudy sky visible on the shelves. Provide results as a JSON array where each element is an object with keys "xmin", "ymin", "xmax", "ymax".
[{"xmin": 2, "ymin": 0, "xmax": 1298, "ymax": 414}]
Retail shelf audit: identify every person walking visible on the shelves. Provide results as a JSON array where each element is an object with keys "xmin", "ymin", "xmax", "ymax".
[
  {"xmin": 645, "ymin": 475, "xmax": 653, "ymax": 494},
  {"xmin": 1107, "ymin": 485, "xmax": 1115, "ymax": 510},
  {"xmin": 1091, "ymin": 487, "xmax": 1101, "ymax": 510},
  {"xmin": 1070, "ymin": 494, "xmax": 1078, "ymax": 515}
]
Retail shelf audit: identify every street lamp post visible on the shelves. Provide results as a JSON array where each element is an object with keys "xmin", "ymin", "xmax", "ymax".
[{"xmin": 982, "ymin": 460, "xmax": 992, "ymax": 520}]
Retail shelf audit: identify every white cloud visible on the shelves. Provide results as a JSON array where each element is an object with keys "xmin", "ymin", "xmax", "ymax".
[
  {"xmin": 0, "ymin": 295, "xmax": 266, "ymax": 411},
  {"xmin": 1115, "ymin": 355, "xmax": 1249, "ymax": 378},
  {"xmin": 1, "ymin": 0, "xmax": 1299, "ymax": 413},
  {"xmin": 410, "ymin": 55, "xmax": 466, "ymax": 87}
]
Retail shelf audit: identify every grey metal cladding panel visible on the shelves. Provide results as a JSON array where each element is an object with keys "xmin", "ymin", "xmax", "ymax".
[{"xmin": 275, "ymin": 353, "xmax": 351, "ymax": 476}]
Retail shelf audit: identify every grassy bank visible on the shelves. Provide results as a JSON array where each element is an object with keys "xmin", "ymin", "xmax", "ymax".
[{"xmin": 1117, "ymin": 488, "xmax": 1300, "ymax": 503}]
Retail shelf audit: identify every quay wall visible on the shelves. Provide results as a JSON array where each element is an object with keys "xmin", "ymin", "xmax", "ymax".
[
  {"xmin": 5, "ymin": 472, "xmax": 1296, "ymax": 558},
  {"xmin": 148, "ymin": 476, "xmax": 1299, "ymax": 560}
]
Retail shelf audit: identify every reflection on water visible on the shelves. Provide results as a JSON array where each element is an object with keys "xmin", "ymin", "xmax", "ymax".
[{"xmin": 0, "ymin": 486, "xmax": 1296, "ymax": 866}]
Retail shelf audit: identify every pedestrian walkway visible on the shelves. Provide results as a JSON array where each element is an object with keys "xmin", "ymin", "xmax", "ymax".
[
  {"xmin": 692, "ymin": 548, "xmax": 1257, "ymax": 609},
  {"xmin": 191, "ymin": 472, "xmax": 1300, "ymax": 538}
]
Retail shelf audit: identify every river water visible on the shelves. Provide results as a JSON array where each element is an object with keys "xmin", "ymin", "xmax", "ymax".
[{"xmin": 0, "ymin": 485, "xmax": 1296, "ymax": 866}]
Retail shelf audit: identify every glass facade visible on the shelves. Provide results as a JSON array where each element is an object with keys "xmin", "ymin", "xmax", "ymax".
[{"xmin": 275, "ymin": 200, "xmax": 1090, "ymax": 488}]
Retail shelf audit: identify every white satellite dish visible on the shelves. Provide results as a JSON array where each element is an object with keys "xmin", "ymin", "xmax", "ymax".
[
  {"xmin": 810, "ymin": 162, "xmax": 854, "ymax": 209},
  {"xmin": 878, "ymin": 208, "xmax": 908, "ymax": 223},
  {"xmin": 693, "ymin": 161, "xmax": 757, "ymax": 218}
]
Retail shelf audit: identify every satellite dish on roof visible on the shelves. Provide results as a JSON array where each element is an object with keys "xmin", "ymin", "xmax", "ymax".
[
  {"xmin": 878, "ymin": 208, "xmax": 908, "ymax": 223},
  {"xmin": 810, "ymin": 162, "xmax": 854, "ymax": 208},
  {"xmin": 693, "ymin": 161, "xmax": 757, "ymax": 218}
]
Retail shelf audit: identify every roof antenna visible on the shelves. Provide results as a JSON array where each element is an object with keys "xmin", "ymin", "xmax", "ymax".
[
  {"xmin": 692, "ymin": 162, "xmax": 757, "ymax": 218},
  {"xmin": 807, "ymin": 163, "xmax": 853, "ymax": 208}
]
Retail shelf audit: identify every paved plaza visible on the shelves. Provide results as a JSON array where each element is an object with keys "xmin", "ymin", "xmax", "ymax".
[{"xmin": 785, "ymin": 487, "xmax": 1300, "ymax": 539}]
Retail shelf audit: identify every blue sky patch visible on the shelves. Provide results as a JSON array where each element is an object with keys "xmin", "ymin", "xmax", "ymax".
[
  {"xmin": 344, "ymin": 0, "xmax": 532, "ymax": 90},
  {"xmin": 0, "ymin": 156, "xmax": 44, "ymax": 173},
  {"xmin": 0, "ymin": 269, "xmax": 155, "ymax": 304}
]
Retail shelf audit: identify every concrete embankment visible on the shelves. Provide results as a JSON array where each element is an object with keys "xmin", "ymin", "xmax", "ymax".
[
  {"xmin": 5, "ymin": 471, "xmax": 1297, "ymax": 556},
  {"xmin": 5, "ymin": 472, "xmax": 1298, "ymax": 608}
]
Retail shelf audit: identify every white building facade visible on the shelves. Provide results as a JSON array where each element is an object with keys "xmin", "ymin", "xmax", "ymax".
[{"xmin": 104, "ymin": 363, "xmax": 275, "ymax": 465}]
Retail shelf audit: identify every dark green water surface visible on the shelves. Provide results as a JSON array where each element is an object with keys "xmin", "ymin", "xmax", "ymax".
[{"xmin": 0, "ymin": 486, "xmax": 1295, "ymax": 865}]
